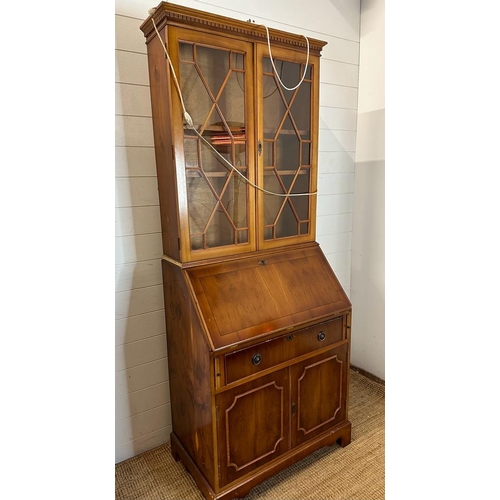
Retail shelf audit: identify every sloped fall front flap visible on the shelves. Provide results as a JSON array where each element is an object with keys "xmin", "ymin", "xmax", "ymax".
[{"xmin": 185, "ymin": 244, "xmax": 351, "ymax": 350}]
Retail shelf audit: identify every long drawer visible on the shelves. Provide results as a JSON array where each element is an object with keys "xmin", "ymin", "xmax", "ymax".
[{"xmin": 224, "ymin": 317, "xmax": 343, "ymax": 384}]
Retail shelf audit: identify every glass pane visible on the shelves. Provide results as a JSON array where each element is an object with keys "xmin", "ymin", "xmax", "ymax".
[
  {"xmin": 203, "ymin": 108, "xmax": 241, "ymax": 173},
  {"xmin": 301, "ymin": 142, "xmax": 311, "ymax": 166},
  {"xmin": 179, "ymin": 42, "xmax": 194, "ymax": 62},
  {"xmin": 290, "ymin": 170, "xmax": 310, "ymax": 221},
  {"xmin": 219, "ymin": 175, "xmax": 247, "ymax": 229},
  {"xmin": 237, "ymin": 229, "xmax": 248, "ymax": 244},
  {"xmin": 263, "ymin": 75, "xmax": 285, "ymax": 139},
  {"xmin": 217, "ymin": 72, "xmax": 246, "ymax": 128},
  {"xmin": 276, "ymin": 202, "xmax": 298, "ymax": 239},
  {"xmin": 291, "ymin": 192, "xmax": 309, "ymax": 221},
  {"xmin": 262, "ymin": 57, "xmax": 273, "ymax": 74},
  {"xmin": 187, "ymin": 174, "xmax": 217, "ymax": 237},
  {"xmin": 180, "ymin": 63, "xmax": 212, "ymax": 129},
  {"xmin": 184, "ymin": 137, "xmax": 199, "ymax": 169},
  {"xmin": 291, "ymin": 81, "xmax": 311, "ymax": 139},
  {"xmin": 263, "ymin": 141, "xmax": 273, "ymax": 167},
  {"xmin": 270, "ymin": 59, "xmax": 300, "ymax": 104},
  {"xmin": 232, "ymin": 52, "xmax": 244, "ymax": 70},
  {"xmin": 276, "ymin": 121, "xmax": 300, "ymax": 172},
  {"xmin": 195, "ymin": 45, "xmax": 230, "ymax": 99},
  {"xmin": 205, "ymin": 210, "xmax": 235, "ymax": 248},
  {"xmin": 201, "ymin": 135, "xmax": 231, "ymax": 174},
  {"xmin": 191, "ymin": 234, "xmax": 203, "ymax": 250},
  {"xmin": 263, "ymin": 173, "xmax": 284, "ymax": 226}
]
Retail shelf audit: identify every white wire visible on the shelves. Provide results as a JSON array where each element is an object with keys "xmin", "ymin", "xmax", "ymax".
[
  {"xmin": 263, "ymin": 25, "xmax": 310, "ymax": 91},
  {"xmin": 149, "ymin": 14, "xmax": 316, "ymax": 198},
  {"xmin": 190, "ymin": 127, "xmax": 313, "ymax": 197}
]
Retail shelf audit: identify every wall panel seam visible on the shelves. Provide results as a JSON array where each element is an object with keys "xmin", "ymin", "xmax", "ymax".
[
  {"xmin": 117, "ymin": 82, "xmax": 150, "ymax": 89},
  {"xmin": 117, "ymin": 332, "xmax": 166, "ymax": 347},
  {"xmin": 115, "ymin": 13, "xmax": 144, "ymax": 22},
  {"xmin": 117, "ymin": 380, "xmax": 169, "ymax": 396},
  {"xmin": 318, "ymin": 128, "xmax": 357, "ymax": 132},
  {"xmin": 115, "ymin": 48, "xmax": 147, "ymax": 56},
  {"xmin": 116, "ymin": 307, "xmax": 165, "ymax": 321},
  {"xmin": 320, "ymin": 105, "xmax": 359, "ymax": 111},
  {"xmin": 115, "ymin": 355, "xmax": 168, "ymax": 374},
  {"xmin": 115, "ymin": 283, "xmax": 164, "ymax": 293},
  {"xmin": 318, "ymin": 150, "xmax": 356, "ymax": 153},
  {"xmin": 115, "ymin": 402, "xmax": 172, "ymax": 425},
  {"xmin": 114, "ymin": 204, "xmax": 160, "ymax": 209},
  {"xmin": 320, "ymin": 83, "xmax": 359, "ymax": 90},
  {"xmin": 115, "ymin": 258, "xmax": 161, "ymax": 266},
  {"xmin": 115, "ymin": 175, "xmax": 157, "ymax": 179},
  {"xmin": 115, "ymin": 258, "xmax": 163, "ymax": 265},
  {"xmin": 115, "ymin": 403, "xmax": 171, "ymax": 428},
  {"xmin": 116, "ymin": 424, "xmax": 173, "ymax": 447},
  {"xmin": 116, "ymin": 113, "xmax": 152, "ymax": 119},
  {"xmin": 115, "ymin": 310, "xmax": 164, "ymax": 320},
  {"xmin": 321, "ymin": 58, "xmax": 359, "ymax": 67}
]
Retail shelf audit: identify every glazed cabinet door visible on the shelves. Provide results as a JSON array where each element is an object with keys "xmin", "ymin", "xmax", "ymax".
[
  {"xmin": 168, "ymin": 27, "xmax": 257, "ymax": 262},
  {"xmin": 256, "ymin": 43, "xmax": 320, "ymax": 249},
  {"xmin": 216, "ymin": 368, "xmax": 290, "ymax": 487},
  {"xmin": 290, "ymin": 344, "xmax": 349, "ymax": 448}
]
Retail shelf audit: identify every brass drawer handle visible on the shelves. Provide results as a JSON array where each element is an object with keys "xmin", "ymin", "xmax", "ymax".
[
  {"xmin": 252, "ymin": 353, "xmax": 262, "ymax": 365},
  {"xmin": 317, "ymin": 331, "xmax": 326, "ymax": 342}
]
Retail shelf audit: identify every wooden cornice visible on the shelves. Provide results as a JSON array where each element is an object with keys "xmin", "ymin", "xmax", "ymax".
[{"xmin": 140, "ymin": 2, "xmax": 327, "ymax": 55}]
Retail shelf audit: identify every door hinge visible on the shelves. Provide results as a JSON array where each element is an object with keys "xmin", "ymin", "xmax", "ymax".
[
  {"xmin": 291, "ymin": 402, "xmax": 296, "ymax": 415},
  {"xmin": 178, "ymin": 237, "xmax": 181, "ymax": 250},
  {"xmin": 172, "ymin": 144, "xmax": 175, "ymax": 160}
]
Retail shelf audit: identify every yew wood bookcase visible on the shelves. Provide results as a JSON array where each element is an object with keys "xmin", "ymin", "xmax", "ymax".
[{"xmin": 140, "ymin": 4, "xmax": 352, "ymax": 499}]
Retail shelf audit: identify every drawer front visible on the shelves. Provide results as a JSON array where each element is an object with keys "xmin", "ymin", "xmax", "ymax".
[{"xmin": 225, "ymin": 317, "xmax": 343, "ymax": 384}]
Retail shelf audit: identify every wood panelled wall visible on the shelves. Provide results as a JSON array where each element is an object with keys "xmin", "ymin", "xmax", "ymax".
[{"xmin": 115, "ymin": 0, "xmax": 360, "ymax": 463}]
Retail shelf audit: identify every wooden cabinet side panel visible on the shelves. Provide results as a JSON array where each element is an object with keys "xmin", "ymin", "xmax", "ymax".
[
  {"xmin": 162, "ymin": 261, "xmax": 215, "ymax": 487},
  {"xmin": 147, "ymin": 30, "xmax": 181, "ymax": 261}
]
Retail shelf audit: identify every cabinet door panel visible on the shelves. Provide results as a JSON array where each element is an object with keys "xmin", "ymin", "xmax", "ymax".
[
  {"xmin": 291, "ymin": 344, "xmax": 348, "ymax": 448},
  {"xmin": 168, "ymin": 27, "xmax": 256, "ymax": 261},
  {"xmin": 256, "ymin": 43, "xmax": 319, "ymax": 249},
  {"xmin": 216, "ymin": 369, "xmax": 290, "ymax": 486}
]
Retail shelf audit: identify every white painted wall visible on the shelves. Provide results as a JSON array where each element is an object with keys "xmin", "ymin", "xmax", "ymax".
[
  {"xmin": 115, "ymin": 0, "xmax": 360, "ymax": 462},
  {"xmin": 350, "ymin": 0, "xmax": 385, "ymax": 379}
]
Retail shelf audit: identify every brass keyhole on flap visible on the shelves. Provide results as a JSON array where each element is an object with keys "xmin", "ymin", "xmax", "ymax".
[{"xmin": 258, "ymin": 259, "xmax": 268, "ymax": 266}]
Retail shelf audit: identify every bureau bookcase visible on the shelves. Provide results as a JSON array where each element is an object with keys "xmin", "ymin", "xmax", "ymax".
[{"xmin": 140, "ymin": 4, "xmax": 352, "ymax": 499}]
